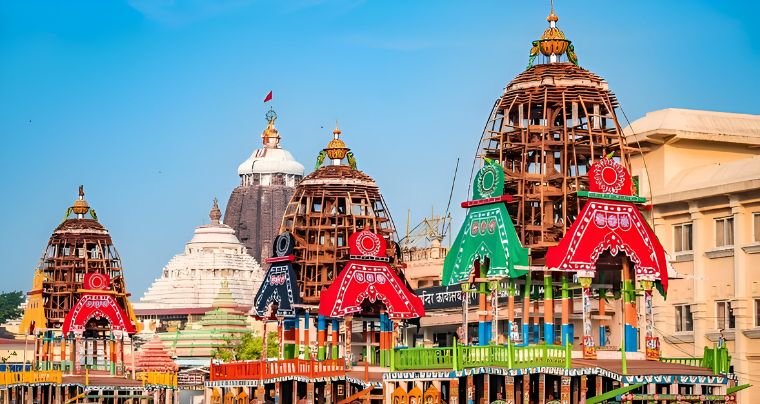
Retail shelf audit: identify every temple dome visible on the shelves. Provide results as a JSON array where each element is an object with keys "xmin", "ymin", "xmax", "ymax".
[{"xmin": 237, "ymin": 147, "xmax": 304, "ymax": 176}]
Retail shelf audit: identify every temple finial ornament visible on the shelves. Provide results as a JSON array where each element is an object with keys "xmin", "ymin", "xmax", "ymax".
[
  {"xmin": 527, "ymin": 1, "xmax": 578, "ymax": 68},
  {"xmin": 71, "ymin": 185, "xmax": 90, "ymax": 218},
  {"xmin": 210, "ymin": 198, "xmax": 222, "ymax": 224},
  {"xmin": 261, "ymin": 107, "xmax": 281, "ymax": 148},
  {"xmin": 321, "ymin": 120, "xmax": 350, "ymax": 166}
]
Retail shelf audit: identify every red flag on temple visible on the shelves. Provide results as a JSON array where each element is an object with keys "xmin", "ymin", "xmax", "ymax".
[{"xmin": 263, "ymin": 91, "xmax": 273, "ymax": 103}]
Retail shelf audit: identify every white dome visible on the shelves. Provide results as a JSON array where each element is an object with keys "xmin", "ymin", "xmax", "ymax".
[
  {"xmin": 237, "ymin": 147, "xmax": 305, "ymax": 177},
  {"xmin": 188, "ymin": 224, "xmax": 242, "ymax": 246}
]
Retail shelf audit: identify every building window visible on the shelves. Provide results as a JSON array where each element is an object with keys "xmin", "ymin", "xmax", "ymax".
[
  {"xmin": 717, "ymin": 301, "xmax": 736, "ymax": 330},
  {"xmin": 756, "ymin": 299, "xmax": 760, "ymax": 327},
  {"xmin": 675, "ymin": 305, "xmax": 693, "ymax": 332},
  {"xmin": 715, "ymin": 217, "xmax": 734, "ymax": 248},
  {"xmin": 754, "ymin": 213, "xmax": 760, "ymax": 242},
  {"xmin": 674, "ymin": 223, "xmax": 693, "ymax": 252}
]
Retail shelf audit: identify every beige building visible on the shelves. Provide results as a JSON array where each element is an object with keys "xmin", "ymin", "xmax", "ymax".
[{"xmin": 626, "ymin": 108, "xmax": 760, "ymax": 400}]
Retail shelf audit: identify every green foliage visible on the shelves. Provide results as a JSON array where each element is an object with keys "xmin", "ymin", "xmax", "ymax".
[
  {"xmin": 0, "ymin": 291, "xmax": 23, "ymax": 324},
  {"xmin": 210, "ymin": 331, "xmax": 280, "ymax": 362},
  {"xmin": 266, "ymin": 331, "xmax": 278, "ymax": 358}
]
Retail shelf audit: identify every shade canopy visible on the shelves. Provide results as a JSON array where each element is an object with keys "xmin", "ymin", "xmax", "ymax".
[
  {"xmin": 319, "ymin": 230, "xmax": 424, "ymax": 319},
  {"xmin": 442, "ymin": 160, "xmax": 529, "ymax": 286}
]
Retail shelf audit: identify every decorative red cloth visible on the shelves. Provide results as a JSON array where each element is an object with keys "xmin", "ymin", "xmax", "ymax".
[
  {"xmin": 318, "ymin": 230, "xmax": 425, "ymax": 319},
  {"xmin": 62, "ymin": 273, "xmax": 137, "ymax": 335},
  {"xmin": 545, "ymin": 159, "xmax": 668, "ymax": 292}
]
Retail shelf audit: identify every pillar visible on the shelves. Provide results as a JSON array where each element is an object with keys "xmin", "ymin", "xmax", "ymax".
[
  {"xmin": 294, "ymin": 313, "xmax": 301, "ymax": 359},
  {"xmin": 598, "ymin": 294, "xmax": 607, "ymax": 347},
  {"xmin": 73, "ymin": 334, "xmax": 81, "ymax": 374},
  {"xmin": 275, "ymin": 381, "xmax": 281, "ymax": 404},
  {"xmin": 523, "ymin": 375, "xmax": 530, "ymax": 404},
  {"xmin": 477, "ymin": 261, "xmax": 491, "ymax": 346},
  {"xmin": 262, "ymin": 322, "xmax": 269, "ymax": 361},
  {"xmin": 344, "ymin": 316, "xmax": 352, "ymax": 368},
  {"xmin": 306, "ymin": 381, "xmax": 315, "ymax": 404},
  {"xmin": 277, "ymin": 318, "xmax": 284, "ymax": 360},
  {"xmin": 595, "ymin": 376, "xmax": 603, "ymax": 400},
  {"xmin": 304, "ymin": 311, "xmax": 310, "ymax": 360},
  {"xmin": 561, "ymin": 274, "xmax": 572, "ymax": 346},
  {"xmin": 325, "ymin": 382, "xmax": 333, "ymax": 404},
  {"xmin": 622, "ymin": 260, "xmax": 638, "ymax": 353},
  {"xmin": 491, "ymin": 280, "xmax": 499, "ymax": 344},
  {"xmin": 532, "ymin": 300, "xmax": 540, "ymax": 344},
  {"xmin": 580, "ymin": 375, "xmax": 587, "ymax": 404},
  {"xmin": 450, "ymin": 379, "xmax": 459, "ymax": 404},
  {"xmin": 331, "ymin": 319, "xmax": 339, "ymax": 359},
  {"xmin": 642, "ymin": 280, "xmax": 660, "ymax": 360},
  {"xmin": 507, "ymin": 280, "xmax": 516, "ymax": 343},
  {"xmin": 483, "ymin": 374, "xmax": 490, "ymax": 404},
  {"xmin": 504, "ymin": 376, "xmax": 515, "ymax": 404},
  {"xmin": 317, "ymin": 315, "xmax": 327, "ymax": 360},
  {"xmin": 522, "ymin": 274, "xmax": 531, "ymax": 345},
  {"xmin": 109, "ymin": 333, "xmax": 116, "ymax": 375},
  {"xmin": 379, "ymin": 312, "xmax": 389, "ymax": 367},
  {"xmin": 60, "ymin": 334, "xmax": 67, "ymax": 373},
  {"xmin": 466, "ymin": 374, "xmax": 474, "ymax": 404},
  {"xmin": 544, "ymin": 272, "xmax": 554, "ymax": 344},
  {"xmin": 560, "ymin": 376, "xmax": 571, "ymax": 404},
  {"xmin": 579, "ymin": 274, "xmax": 596, "ymax": 359},
  {"xmin": 538, "ymin": 374, "xmax": 545, "ymax": 404}
]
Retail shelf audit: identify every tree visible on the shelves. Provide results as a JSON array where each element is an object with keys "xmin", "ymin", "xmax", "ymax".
[
  {"xmin": 211, "ymin": 331, "xmax": 281, "ymax": 362},
  {"xmin": 0, "ymin": 291, "xmax": 23, "ymax": 324}
]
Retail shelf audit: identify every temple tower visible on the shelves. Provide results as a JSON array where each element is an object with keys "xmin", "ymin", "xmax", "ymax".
[
  {"xmin": 135, "ymin": 199, "xmax": 264, "ymax": 325},
  {"xmin": 224, "ymin": 109, "xmax": 305, "ymax": 263},
  {"xmin": 479, "ymin": 5, "xmax": 629, "ymax": 263}
]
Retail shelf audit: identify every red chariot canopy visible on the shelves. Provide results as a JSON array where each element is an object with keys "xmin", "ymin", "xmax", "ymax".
[
  {"xmin": 319, "ymin": 230, "xmax": 425, "ymax": 319},
  {"xmin": 545, "ymin": 158, "xmax": 669, "ymax": 292},
  {"xmin": 62, "ymin": 273, "xmax": 137, "ymax": 335}
]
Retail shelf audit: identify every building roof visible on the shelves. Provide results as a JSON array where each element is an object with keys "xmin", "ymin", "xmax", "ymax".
[
  {"xmin": 624, "ymin": 108, "xmax": 760, "ymax": 146},
  {"xmin": 656, "ymin": 155, "xmax": 760, "ymax": 203}
]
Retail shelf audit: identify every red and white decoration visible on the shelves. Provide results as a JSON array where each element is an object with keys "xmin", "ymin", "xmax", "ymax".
[
  {"xmin": 318, "ymin": 230, "xmax": 425, "ymax": 319},
  {"xmin": 545, "ymin": 158, "xmax": 669, "ymax": 292},
  {"xmin": 62, "ymin": 272, "xmax": 137, "ymax": 335}
]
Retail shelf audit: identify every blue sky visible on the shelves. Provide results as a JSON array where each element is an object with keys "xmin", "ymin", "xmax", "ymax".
[{"xmin": 1, "ymin": 1, "xmax": 758, "ymax": 296}]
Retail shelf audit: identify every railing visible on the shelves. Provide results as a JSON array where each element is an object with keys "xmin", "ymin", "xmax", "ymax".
[
  {"xmin": 137, "ymin": 372, "xmax": 178, "ymax": 388},
  {"xmin": 392, "ymin": 346, "xmax": 455, "ymax": 370},
  {"xmin": 210, "ymin": 359, "xmax": 346, "ymax": 382},
  {"xmin": 659, "ymin": 346, "xmax": 731, "ymax": 375},
  {"xmin": 0, "ymin": 371, "xmax": 63, "ymax": 386},
  {"xmin": 392, "ymin": 341, "xmax": 572, "ymax": 371}
]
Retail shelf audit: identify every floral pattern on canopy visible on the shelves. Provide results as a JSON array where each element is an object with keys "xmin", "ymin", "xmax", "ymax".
[
  {"xmin": 62, "ymin": 272, "xmax": 137, "ymax": 335},
  {"xmin": 545, "ymin": 158, "xmax": 669, "ymax": 293},
  {"xmin": 442, "ymin": 159, "xmax": 529, "ymax": 286},
  {"xmin": 318, "ymin": 229, "xmax": 425, "ymax": 319}
]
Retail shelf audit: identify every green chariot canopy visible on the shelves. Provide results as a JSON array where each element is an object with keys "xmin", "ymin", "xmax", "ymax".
[{"xmin": 442, "ymin": 159, "xmax": 529, "ymax": 286}]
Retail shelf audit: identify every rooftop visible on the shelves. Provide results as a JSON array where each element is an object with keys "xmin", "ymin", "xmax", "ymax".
[{"xmin": 624, "ymin": 108, "xmax": 760, "ymax": 146}]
